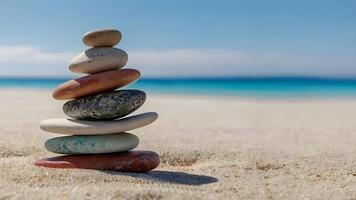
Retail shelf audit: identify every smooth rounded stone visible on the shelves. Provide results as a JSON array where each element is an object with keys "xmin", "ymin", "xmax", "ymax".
[
  {"xmin": 63, "ymin": 90, "xmax": 146, "ymax": 120},
  {"xmin": 83, "ymin": 28, "xmax": 122, "ymax": 47},
  {"xmin": 34, "ymin": 150, "xmax": 160, "ymax": 172},
  {"xmin": 52, "ymin": 69, "xmax": 140, "ymax": 100},
  {"xmin": 45, "ymin": 132, "xmax": 139, "ymax": 154},
  {"xmin": 69, "ymin": 47, "xmax": 128, "ymax": 74},
  {"xmin": 39, "ymin": 112, "xmax": 158, "ymax": 135}
]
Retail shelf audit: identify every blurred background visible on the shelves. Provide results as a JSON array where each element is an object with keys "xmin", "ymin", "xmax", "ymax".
[{"xmin": 0, "ymin": 0, "xmax": 355, "ymax": 97}]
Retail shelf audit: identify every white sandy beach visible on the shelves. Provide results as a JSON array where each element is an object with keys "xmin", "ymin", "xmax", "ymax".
[{"xmin": 1, "ymin": 89, "xmax": 356, "ymax": 199}]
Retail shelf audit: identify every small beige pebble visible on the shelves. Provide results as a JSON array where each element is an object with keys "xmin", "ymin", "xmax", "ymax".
[{"xmin": 83, "ymin": 28, "xmax": 121, "ymax": 47}]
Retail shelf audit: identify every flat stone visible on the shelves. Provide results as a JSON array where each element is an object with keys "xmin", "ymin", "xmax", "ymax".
[
  {"xmin": 45, "ymin": 132, "xmax": 139, "ymax": 154},
  {"xmin": 39, "ymin": 112, "xmax": 158, "ymax": 135},
  {"xmin": 52, "ymin": 69, "xmax": 140, "ymax": 100},
  {"xmin": 34, "ymin": 150, "xmax": 160, "ymax": 172},
  {"xmin": 69, "ymin": 47, "xmax": 128, "ymax": 74},
  {"xmin": 63, "ymin": 90, "xmax": 146, "ymax": 120},
  {"xmin": 83, "ymin": 28, "xmax": 121, "ymax": 47}
]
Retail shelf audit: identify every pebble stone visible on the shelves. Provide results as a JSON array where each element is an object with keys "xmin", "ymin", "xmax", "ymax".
[
  {"xmin": 83, "ymin": 28, "xmax": 121, "ymax": 47},
  {"xmin": 45, "ymin": 132, "xmax": 139, "ymax": 154},
  {"xmin": 69, "ymin": 47, "xmax": 128, "ymax": 74},
  {"xmin": 34, "ymin": 150, "xmax": 160, "ymax": 172},
  {"xmin": 39, "ymin": 112, "xmax": 158, "ymax": 135},
  {"xmin": 52, "ymin": 69, "xmax": 140, "ymax": 100},
  {"xmin": 63, "ymin": 90, "xmax": 146, "ymax": 120}
]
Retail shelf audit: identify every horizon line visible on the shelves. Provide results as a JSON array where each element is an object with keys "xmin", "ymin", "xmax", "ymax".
[{"xmin": 2, "ymin": 75, "xmax": 356, "ymax": 80}]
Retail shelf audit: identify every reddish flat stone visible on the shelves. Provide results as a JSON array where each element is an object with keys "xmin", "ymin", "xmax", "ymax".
[
  {"xmin": 52, "ymin": 69, "xmax": 140, "ymax": 100},
  {"xmin": 34, "ymin": 150, "xmax": 160, "ymax": 172}
]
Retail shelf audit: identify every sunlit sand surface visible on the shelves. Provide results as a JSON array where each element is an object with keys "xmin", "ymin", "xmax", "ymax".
[{"xmin": 1, "ymin": 89, "xmax": 356, "ymax": 199}]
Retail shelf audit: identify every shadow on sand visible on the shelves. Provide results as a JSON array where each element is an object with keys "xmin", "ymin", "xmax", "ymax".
[{"xmin": 102, "ymin": 170, "xmax": 218, "ymax": 186}]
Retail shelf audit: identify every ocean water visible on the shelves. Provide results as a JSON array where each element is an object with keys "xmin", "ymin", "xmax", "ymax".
[{"xmin": 1, "ymin": 77, "xmax": 356, "ymax": 98}]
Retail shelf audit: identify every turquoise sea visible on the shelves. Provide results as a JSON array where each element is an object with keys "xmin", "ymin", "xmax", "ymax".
[{"xmin": 1, "ymin": 77, "xmax": 356, "ymax": 98}]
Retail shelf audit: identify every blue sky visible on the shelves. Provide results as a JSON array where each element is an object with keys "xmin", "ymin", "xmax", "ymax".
[{"xmin": 0, "ymin": 0, "xmax": 355, "ymax": 77}]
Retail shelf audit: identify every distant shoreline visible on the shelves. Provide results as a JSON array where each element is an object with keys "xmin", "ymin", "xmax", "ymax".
[
  {"xmin": 0, "ymin": 77, "xmax": 356, "ymax": 98},
  {"xmin": 1, "ymin": 77, "xmax": 356, "ymax": 98},
  {"xmin": 1, "ymin": 87, "xmax": 356, "ymax": 101},
  {"xmin": 2, "ymin": 76, "xmax": 356, "ymax": 80}
]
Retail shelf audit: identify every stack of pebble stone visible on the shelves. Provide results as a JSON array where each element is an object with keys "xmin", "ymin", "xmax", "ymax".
[{"xmin": 34, "ymin": 28, "xmax": 160, "ymax": 172}]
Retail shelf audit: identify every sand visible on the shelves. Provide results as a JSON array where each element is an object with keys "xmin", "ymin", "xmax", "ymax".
[{"xmin": 1, "ymin": 89, "xmax": 356, "ymax": 199}]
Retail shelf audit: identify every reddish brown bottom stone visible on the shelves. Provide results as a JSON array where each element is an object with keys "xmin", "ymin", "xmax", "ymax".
[{"xmin": 34, "ymin": 150, "xmax": 160, "ymax": 172}]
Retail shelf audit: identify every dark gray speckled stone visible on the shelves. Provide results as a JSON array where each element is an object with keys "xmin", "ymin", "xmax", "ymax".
[{"xmin": 63, "ymin": 90, "xmax": 146, "ymax": 120}]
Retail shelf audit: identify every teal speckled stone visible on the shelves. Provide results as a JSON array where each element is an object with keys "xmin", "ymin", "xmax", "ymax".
[{"xmin": 44, "ymin": 132, "xmax": 139, "ymax": 154}]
